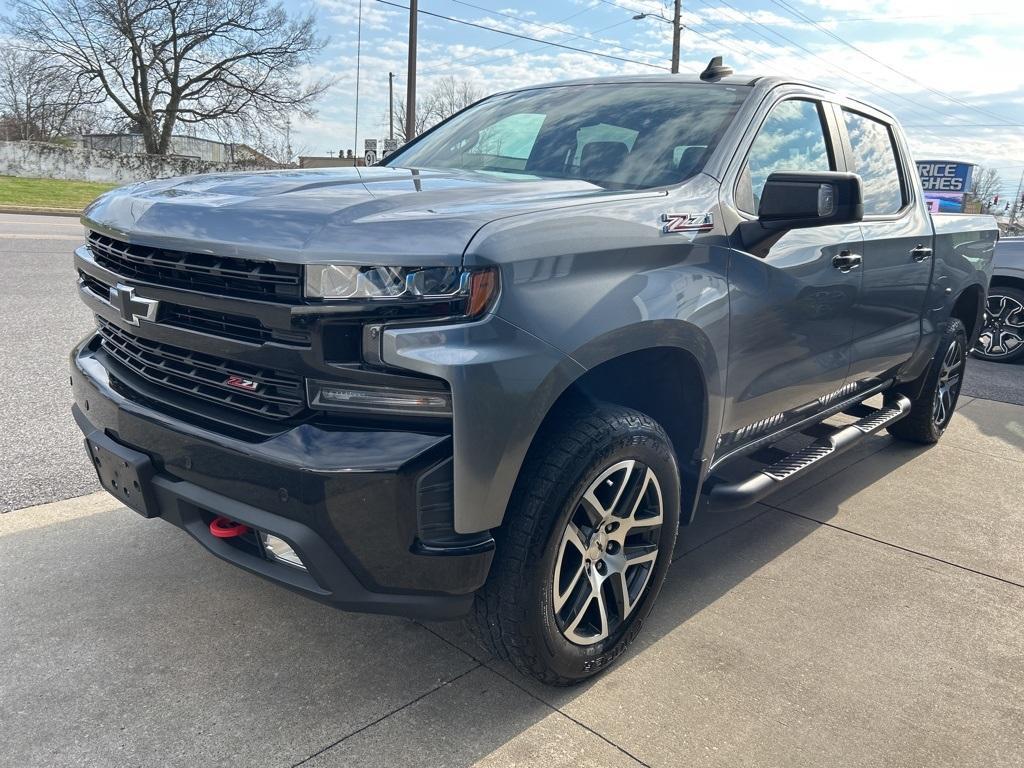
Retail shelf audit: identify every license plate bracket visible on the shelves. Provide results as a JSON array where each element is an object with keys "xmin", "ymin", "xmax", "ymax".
[{"xmin": 85, "ymin": 431, "xmax": 160, "ymax": 518}]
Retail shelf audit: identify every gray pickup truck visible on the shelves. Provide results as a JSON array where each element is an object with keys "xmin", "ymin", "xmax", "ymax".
[{"xmin": 71, "ymin": 61, "xmax": 997, "ymax": 685}]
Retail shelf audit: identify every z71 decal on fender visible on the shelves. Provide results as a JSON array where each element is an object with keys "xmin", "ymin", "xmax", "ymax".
[{"xmin": 661, "ymin": 212, "xmax": 714, "ymax": 234}]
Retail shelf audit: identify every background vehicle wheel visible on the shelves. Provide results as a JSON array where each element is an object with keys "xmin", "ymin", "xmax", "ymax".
[
  {"xmin": 973, "ymin": 286, "xmax": 1024, "ymax": 363},
  {"xmin": 888, "ymin": 318, "xmax": 967, "ymax": 444},
  {"xmin": 470, "ymin": 403, "xmax": 680, "ymax": 686}
]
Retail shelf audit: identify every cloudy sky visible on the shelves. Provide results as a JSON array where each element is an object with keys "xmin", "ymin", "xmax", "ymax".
[{"xmin": 290, "ymin": 0, "xmax": 1024, "ymax": 198}]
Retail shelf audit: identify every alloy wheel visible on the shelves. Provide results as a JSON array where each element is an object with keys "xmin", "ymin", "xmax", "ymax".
[
  {"xmin": 975, "ymin": 293, "xmax": 1024, "ymax": 360},
  {"xmin": 552, "ymin": 459, "xmax": 664, "ymax": 646},
  {"xmin": 933, "ymin": 336, "xmax": 965, "ymax": 429}
]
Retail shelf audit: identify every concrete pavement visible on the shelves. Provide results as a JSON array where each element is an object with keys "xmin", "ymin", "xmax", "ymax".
[
  {"xmin": 2, "ymin": 212, "xmax": 1023, "ymax": 766},
  {"xmin": 2, "ymin": 397, "xmax": 1022, "ymax": 767}
]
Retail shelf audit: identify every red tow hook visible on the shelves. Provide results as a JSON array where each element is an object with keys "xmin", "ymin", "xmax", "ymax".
[{"xmin": 209, "ymin": 516, "xmax": 250, "ymax": 538}]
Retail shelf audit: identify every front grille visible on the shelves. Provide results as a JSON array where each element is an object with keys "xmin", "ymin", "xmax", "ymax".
[
  {"xmin": 97, "ymin": 318, "xmax": 305, "ymax": 420},
  {"xmin": 161, "ymin": 305, "xmax": 273, "ymax": 344},
  {"xmin": 79, "ymin": 270, "xmax": 304, "ymax": 347},
  {"xmin": 87, "ymin": 231, "xmax": 302, "ymax": 302},
  {"xmin": 79, "ymin": 272, "xmax": 110, "ymax": 299}
]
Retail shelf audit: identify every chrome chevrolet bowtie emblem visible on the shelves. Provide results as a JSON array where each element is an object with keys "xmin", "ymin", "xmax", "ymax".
[{"xmin": 109, "ymin": 284, "xmax": 159, "ymax": 326}]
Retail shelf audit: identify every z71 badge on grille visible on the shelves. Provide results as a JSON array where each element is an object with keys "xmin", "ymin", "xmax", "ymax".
[
  {"xmin": 224, "ymin": 375, "xmax": 260, "ymax": 392},
  {"xmin": 661, "ymin": 212, "xmax": 714, "ymax": 234}
]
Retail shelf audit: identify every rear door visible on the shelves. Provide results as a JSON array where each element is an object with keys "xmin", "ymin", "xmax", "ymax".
[
  {"xmin": 718, "ymin": 92, "xmax": 863, "ymax": 443},
  {"xmin": 835, "ymin": 105, "xmax": 933, "ymax": 382}
]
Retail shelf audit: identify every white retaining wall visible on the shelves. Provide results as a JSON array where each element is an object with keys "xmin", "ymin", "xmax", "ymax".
[{"xmin": 0, "ymin": 141, "xmax": 275, "ymax": 184}]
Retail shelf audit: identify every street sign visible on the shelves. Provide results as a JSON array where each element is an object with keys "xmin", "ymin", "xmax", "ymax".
[
  {"xmin": 363, "ymin": 138, "xmax": 378, "ymax": 166},
  {"xmin": 383, "ymin": 138, "xmax": 399, "ymax": 157}
]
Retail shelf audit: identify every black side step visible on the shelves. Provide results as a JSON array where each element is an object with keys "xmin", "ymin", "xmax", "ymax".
[{"xmin": 706, "ymin": 395, "xmax": 911, "ymax": 512}]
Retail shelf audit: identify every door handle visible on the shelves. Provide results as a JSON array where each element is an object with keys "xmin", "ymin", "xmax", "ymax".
[
  {"xmin": 911, "ymin": 245, "xmax": 933, "ymax": 262},
  {"xmin": 832, "ymin": 251, "xmax": 862, "ymax": 272}
]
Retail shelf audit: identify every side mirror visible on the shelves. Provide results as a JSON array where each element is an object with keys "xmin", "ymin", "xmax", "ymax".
[{"xmin": 741, "ymin": 171, "xmax": 863, "ymax": 252}]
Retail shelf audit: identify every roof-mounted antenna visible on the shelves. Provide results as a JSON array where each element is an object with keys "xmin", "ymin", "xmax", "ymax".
[{"xmin": 700, "ymin": 56, "xmax": 733, "ymax": 82}]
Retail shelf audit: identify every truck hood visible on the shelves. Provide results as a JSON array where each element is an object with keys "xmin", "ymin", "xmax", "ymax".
[{"xmin": 82, "ymin": 166, "xmax": 651, "ymax": 266}]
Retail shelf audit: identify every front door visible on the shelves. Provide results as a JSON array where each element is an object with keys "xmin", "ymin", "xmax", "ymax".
[
  {"xmin": 720, "ymin": 96, "xmax": 863, "ymax": 442},
  {"xmin": 838, "ymin": 106, "xmax": 932, "ymax": 382}
]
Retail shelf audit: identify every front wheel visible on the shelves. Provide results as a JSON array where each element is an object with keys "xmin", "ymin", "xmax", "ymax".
[
  {"xmin": 973, "ymin": 286, "xmax": 1024, "ymax": 363},
  {"xmin": 470, "ymin": 403, "xmax": 680, "ymax": 686}
]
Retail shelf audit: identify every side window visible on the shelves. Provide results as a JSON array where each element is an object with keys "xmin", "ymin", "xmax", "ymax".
[
  {"xmin": 842, "ymin": 110, "xmax": 905, "ymax": 215},
  {"xmin": 736, "ymin": 99, "xmax": 833, "ymax": 214}
]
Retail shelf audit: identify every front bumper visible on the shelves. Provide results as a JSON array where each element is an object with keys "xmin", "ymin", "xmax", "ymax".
[{"xmin": 71, "ymin": 337, "xmax": 493, "ymax": 620}]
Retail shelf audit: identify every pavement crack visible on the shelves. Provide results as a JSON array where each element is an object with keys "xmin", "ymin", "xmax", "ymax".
[
  {"xmin": 288, "ymin": 662, "xmax": 482, "ymax": 767},
  {"xmin": 768, "ymin": 504, "xmax": 1024, "ymax": 590},
  {"xmin": 414, "ymin": 622, "xmax": 653, "ymax": 768}
]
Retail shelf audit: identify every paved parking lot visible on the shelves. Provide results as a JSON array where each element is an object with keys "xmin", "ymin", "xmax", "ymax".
[{"xmin": 2, "ymin": 213, "xmax": 1022, "ymax": 767}]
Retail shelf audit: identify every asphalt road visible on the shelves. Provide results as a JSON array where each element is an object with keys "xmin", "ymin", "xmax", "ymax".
[
  {"xmin": 0, "ymin": 211, "xmax": 1020, "ymax": 512},
  {"xmin": 1, "ymin": 214, "xmax": 97, "ymax": 511}
]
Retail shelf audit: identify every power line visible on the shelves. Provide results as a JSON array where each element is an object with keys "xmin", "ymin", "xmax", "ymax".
[
  {"xmin": 767, "ymin": 0, "xmax": 1020, "ymax": 126},
  {"xmin": 593, "ymin": 0, "xmax": 777, "ymax": 68},
  {"xmin": 416, "ymin": 4, "xmax": 593, "ymax": 75},
  {"xmin": 375, "ymin": 0, "xmax": 669, "ymax": 69},
  {"xmin": 443, "ymin": 0, "xmax": 661, "ymax": 60},
  {"xmin": 421, "ymin": 17, "xmax": 640, "ymax": 76},
  {"xmin": 692, "ymin": 0, "xmax": 978, "ymax": 129}
]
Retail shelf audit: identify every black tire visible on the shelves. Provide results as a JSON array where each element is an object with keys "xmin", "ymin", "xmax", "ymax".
[
  {"xmin": 888, "ymin": 318, "xmax": 967, "ymax": 444},
  {"xmin": 470, "ymin": 403, "xmax": 680, "ymax": 686},
  {"xmin": 972, "ymin": 285, "xmax": 1024, "ymax": 363}
]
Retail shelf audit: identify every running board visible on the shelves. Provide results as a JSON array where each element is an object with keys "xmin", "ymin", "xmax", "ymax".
[{"xmin": 706, "ymin": 394, "xmax": 912, "ymax": 512}]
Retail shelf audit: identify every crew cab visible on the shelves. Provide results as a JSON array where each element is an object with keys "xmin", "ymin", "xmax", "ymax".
[{"xmin": 71, "ymin": 60, "xmax": 997, "ymax": 685}]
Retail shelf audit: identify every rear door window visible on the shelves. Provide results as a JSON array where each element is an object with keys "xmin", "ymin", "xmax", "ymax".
[{"xmin": 841, "ymin": 110, "xmax": 905, "ymax": 215}]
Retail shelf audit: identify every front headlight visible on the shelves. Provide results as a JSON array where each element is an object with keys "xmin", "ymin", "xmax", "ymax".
[
  {"xmin": 306, "ymin": 265, "xmax": 464, "ymax": 299},
  {"xmin": 305, "ymin": 264, "xmax": 499, "ymax": 318}
]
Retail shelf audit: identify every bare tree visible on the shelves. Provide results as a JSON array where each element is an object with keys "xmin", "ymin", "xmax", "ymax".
[
  {"xmin": 5, "ymin": 0, "xmax": 333, "ymax": 155},
  {"xmin": 968, "ymin": 166, "xmax": 1002, "ymax": 213},
  {"xmin": 389, "ymin": 77, "xmax": 484, "ymax": 144},
  {"xmin": 0, "ymin": 46, "xmax": 103, "ymax": 141}
]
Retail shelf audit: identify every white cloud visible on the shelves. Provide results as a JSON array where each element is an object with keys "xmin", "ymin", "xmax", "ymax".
[{"xmin": 291, "ymin": 0, "xmax": 1024, "ymax": 175}]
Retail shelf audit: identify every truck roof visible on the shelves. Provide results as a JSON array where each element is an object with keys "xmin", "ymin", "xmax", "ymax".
[{"xmin": 501, "ymin": 73, "xmax": 896, "ymax": 125}]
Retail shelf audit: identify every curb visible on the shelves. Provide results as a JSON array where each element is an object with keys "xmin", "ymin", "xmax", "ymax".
[{"xmin": 0, "ymin": 205, "xmax": 81, "ymax": 218}]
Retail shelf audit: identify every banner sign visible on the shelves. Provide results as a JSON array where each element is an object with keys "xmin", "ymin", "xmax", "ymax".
[
  {"xmin": 917, "ymin": 160, "xmax": 976, "ymax": 214},
  {"xmin": 917, "ymin": 161, "xmax": 974, "ymax": 194}
]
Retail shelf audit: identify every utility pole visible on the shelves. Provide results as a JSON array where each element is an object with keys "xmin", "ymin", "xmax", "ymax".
[
  {"xmin": 1013, "ymin": 171, "xmax": 1024, "ymax": 226},
  {"xmin": 634, "ymin": 2, "xmax": 683, "ymax": 73},
  {"xmin": 354, "ymin": 0, "xmax": 363, "ymax": 163},
  {"xmin": 670, "ymin": 0, "xmax": 682, "ymax": 74},
  {"xmin": 405, "ymin": 0, "xmax": 418, "ymax": 143},
  {"xmin": 388, "ymin": 72, "xmax": 395, "ymax": 140}
]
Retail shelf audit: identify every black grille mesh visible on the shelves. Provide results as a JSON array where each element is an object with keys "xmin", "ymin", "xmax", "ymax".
[
  {"xmin": 87, "ymin": 232, "xmax": 302, "ymax": 301},
  {"xmin": 97, "ymin": 318, "xmax": 305, "ymax": 420}
]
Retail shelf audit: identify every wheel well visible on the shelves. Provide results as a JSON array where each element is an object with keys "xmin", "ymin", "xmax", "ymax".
[
  {"xmin": 950, "ymin": 284, "xmax": 985, "ymax": 341},
  {"xmin": 535, "ymin": 347, "xmax": 707, "ymax": 515},
  {"xmin": 990, "ymin": 275, "xmax": 1024, "ymax": 292}
]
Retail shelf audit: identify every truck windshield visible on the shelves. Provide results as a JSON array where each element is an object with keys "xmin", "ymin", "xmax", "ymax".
[{"xmin": 383, "ymin": 83, "xmax": 749, "ymax": 190}]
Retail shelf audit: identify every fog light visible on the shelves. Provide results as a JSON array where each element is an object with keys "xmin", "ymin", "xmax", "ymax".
[{"xmin": 260, "ymin": 533, "xmax": 306, "ymax": 570}]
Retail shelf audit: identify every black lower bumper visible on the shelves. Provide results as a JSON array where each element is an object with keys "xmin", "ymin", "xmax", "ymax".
[{"xmin": 71, "ymin": 338, "xmax": 494, "ymax": 621}]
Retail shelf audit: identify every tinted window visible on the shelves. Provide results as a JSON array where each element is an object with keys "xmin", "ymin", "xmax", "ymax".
[
  {"xmin": 385, "ymin": 83, "xmax": 748, "ymax": 189},
  {"xmin": 737, "ymin": 99, "xmax": 832, "ymax": 214},
  {"xmin": 842, "ymin": 110, "xmax": 904, "ymax": 215}
]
